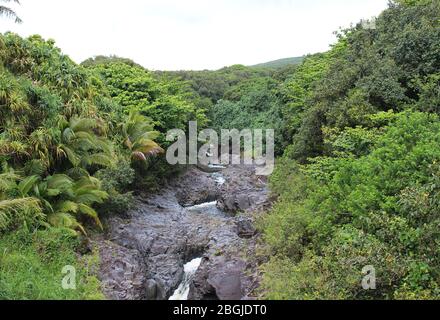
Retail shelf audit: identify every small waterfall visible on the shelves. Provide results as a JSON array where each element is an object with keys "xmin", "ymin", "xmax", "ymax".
[
  {"xmin": 212, "ymin": 172, "xmax": 226, "ymax": 186},
  {"xmin": 169, "ymin": 258, "xmax": 203, "ymax": 300},
  {"xmin": 186, "ymin": 201, "xmax": 223, "ymax": 215},
  {"xmin": 169, "ymin": 168, "xmax": 226, "ymax": 300}
]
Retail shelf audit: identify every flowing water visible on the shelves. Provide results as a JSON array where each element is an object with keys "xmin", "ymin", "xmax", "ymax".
[
  {"xmin": 208, "ymin": 164, "xmax": 227, "ymax": 170},
  {"xmin": 169, "ymin": 258, "xmax": 203, "ymax": 300},
  {"xmin": 169, "ymin": 171, "xmax": 225, "ymax": 300},
  {"xmin": 185, "ymin": 201, "xmax": 224, "ymax": 215},
  {"xmin": 99, "ymin": 165, "xmax": 267, "ymax": 300},
  {"xmin": 212, "ymin": 172, "xmax": 226, "ymax": 186}
]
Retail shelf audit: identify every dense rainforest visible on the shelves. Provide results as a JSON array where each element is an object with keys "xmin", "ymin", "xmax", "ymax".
[
  {"xmin": 0, "ymin": 0, "xmax": 439, "ymax": 300},
  {"xmin": 0, "ymin": 33, "xmax": 207, "ymax": 298}
]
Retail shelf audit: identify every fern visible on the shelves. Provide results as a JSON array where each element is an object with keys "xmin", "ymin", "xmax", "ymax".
[{"xmin": 81, "ymin": 153, "xmax": 114, "ymax": 168}]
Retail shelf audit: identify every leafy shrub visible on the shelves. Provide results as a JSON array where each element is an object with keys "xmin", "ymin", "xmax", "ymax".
[{"xmin": 262, "ymin": 112, "xmax": 440, "ymax": 299}]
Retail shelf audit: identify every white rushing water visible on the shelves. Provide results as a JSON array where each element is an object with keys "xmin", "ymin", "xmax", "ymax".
[
  {"xmin": 186, "ymin": 201, "xmax": 224, "ymax": 216},
  {"xmin": 169, "ymin": 258, "xmax": 203, "ymax": 300},
  {"xmin": 208, "ymin": 164, "xmax": 227, "ymax": 170},
  {"xmin": 212, "ymin": 172, "xmax": 226, "ymax": 186}
]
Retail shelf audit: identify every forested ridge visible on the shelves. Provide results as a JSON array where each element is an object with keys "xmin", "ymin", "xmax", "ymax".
[{"xmin": 0, "ymin": 0, "xmax": 439, "ymax": 300}]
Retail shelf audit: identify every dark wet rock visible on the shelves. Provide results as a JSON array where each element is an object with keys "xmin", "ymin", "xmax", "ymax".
[
  {"xmin": 145, "ymin": 279, "xmax": 157, "ymax": 300},
  {"xmin": 96, "ymin": 239, "xmax": 147, "ymax": 300},
  {"xmin": 236, "ymin": 217, "xmax": 256, "ymax": 239},
  {"xmin": 208, "ymin": 262, "xmax": 244, "ymax": 300},
  {"xmin": 173, "ymin": 167, "xmax": 219, "ymax": 206},
  {"xmin": 96, "ymin": 163, "xmax": 270, "ymax": 300},
  {"xmin": 217, "ymin": 165, "xmax": 269, "ymax": 214},
  {"xmin": 189, "ymin": 256, "xmax": 247, "ymax": 300}
]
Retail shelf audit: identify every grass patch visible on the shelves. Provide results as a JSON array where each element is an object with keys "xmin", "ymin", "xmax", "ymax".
[{"xmin": 0, "ymin": 227, "xmax": 104, "ymax": 300}]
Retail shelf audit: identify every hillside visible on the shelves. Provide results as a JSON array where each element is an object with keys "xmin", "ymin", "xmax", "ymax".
[{"xmin": 250, "ymin": 56, "xmax": 305, "ymax": 69}]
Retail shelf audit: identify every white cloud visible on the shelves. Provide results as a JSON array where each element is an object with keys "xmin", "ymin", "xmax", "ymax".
[{"xmin": 0, "ymin": 0, "xmax": 389, "ymax": 70}]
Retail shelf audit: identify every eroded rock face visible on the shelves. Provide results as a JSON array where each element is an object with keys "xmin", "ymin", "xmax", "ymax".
[
  {"xmin": 174, "ymin": 167, "xmax": 219, "ymax": 207},
  {"xmin": 189, "ymin": 256, "xmax": 246, "ymax": 300},
  {"xmin": 217, "ymin": 166, "xmax": 269, "ymax": 214},
  {"xmin": 96, "ymin": 239, "xmax": 147, "ymax": 300},
  {"xmin": 96, "ymin": 164, "xmax": 270, "ymax": 300}
]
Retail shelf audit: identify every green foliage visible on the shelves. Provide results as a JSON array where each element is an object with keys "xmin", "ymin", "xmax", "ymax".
[
  {"xmin": 0, "ymin": 33, "xmax": 169, "ymax": 234},
  {"xmin": 250, "ymin": 56, "xmax": 305, "ymax": 69},
  {"xmin": 0, "ymin": 169, "xmax": 44, "ymax": 232},
  {"xmin": 95, "ymin": 159, "xmax": 135, "ymax": 215},
  {"xmin": 263, "ymin": 111, "xmax": 440, "ymax": 299},
  {"xmin": 160, "ymin": 65, "xmax": 270, "ymax": 105},
  {"xmin": 85, "ymin": 60, "xmax": 208, "ymax": 134},
  {"xmin": 0, "ymin": 227, "xmax": 104, "ymax": 300},
  {"xmin": 1, "ymin": 0, "xmax": 438, "ymax": 301},
  {"xmin": 261, "ymin": 0, "xmax": 440, "ymax": 300},
  {"xmin": 121, "ymin": 110, "xmax": 164, "ymax": 162},
  {"xmin": 211, "ymin": 77, "xmax": 284, "ymax": 141},
  {"xmin": 283, "ymin": 0, "xmax": 440, "ymax": 163}
]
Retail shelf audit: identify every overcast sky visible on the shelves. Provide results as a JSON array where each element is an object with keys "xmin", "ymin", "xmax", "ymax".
[{"xmin": 0, "ymin": 0, "xmax": 389, "ymax": 70}]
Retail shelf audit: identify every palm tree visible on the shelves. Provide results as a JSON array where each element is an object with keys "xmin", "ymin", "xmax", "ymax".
[
  {"xmin": 121, "ymin": 111, "xmax": 164, "ymax": 162},
  {"xmin": 58, "ymin": 116, "xmax": 114, "ymax": 169},
  {"xmin": 0, "ymin": 0, "xmax": 22, "ymax": 23},
  {"xmin": 14, "ymin": 173, "xmax": 108, "ymax": 234},
  {"xmin": 44, "ymin": 175, "xmax": 108, "ymax": 234}
]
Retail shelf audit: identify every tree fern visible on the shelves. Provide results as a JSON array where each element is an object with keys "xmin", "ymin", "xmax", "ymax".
[
  {"xmin": 81, "ymin": 153, "xmax": 113, "ymax": 168},
  {"xmin": 78, "ymin": 203, "xmax": 103, "ymax": 230}
]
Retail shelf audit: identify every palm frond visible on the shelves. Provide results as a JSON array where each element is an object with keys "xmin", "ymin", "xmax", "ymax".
[
  {"xmin": 0, "ymin": 197, "xmax": 42, "ymax": 232},
  {"xmin": 74, "ymin": 190, "xmax": 108, "ymax": 205},
  {"xmin": 24, "ymin": 159, "xmax": 46, "ymax": 176},
  {"xmin": 62, "ymin": 127, "xmax": 76, "ymax": 143},
  {"xmin": 47, "ymin": 212, "xmax": 85, "ymax": 235},
  {"xmin": 132, "ymin": 151, "xmax": 147, "ymax": 162},
  {"xmin": 17, "ymin": 175, "xmax": 39, "ymax": 196},
  {"xmin": 55, "ymin": 200, "xmax": 79, "ymax": 214},
  {"xmin": 0, "ymin": 5, "xmax": 22, "ymax": 24},
  {"xmin": 60, "ymin": 144, "xmax": 80, "ymax": 167},
  {"xmin": 46, "ymin": 174, "xmax": 74, "ymax": 191},
  {"xmin": 81, "ymin": 153, "xmax": 113, "ymax": 168},
  {"xmin": 69, "ymin": 117, "xmax": 97, "ymax": 133},
  {"xmin": 78, "ymin": 203, "xmax": 103, "ymax": 230}
]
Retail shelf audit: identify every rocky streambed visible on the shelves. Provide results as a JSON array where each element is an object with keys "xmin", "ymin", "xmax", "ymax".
[{"xmin": 95, "ymin": 164, "xmax": 270, "ymax": 300}]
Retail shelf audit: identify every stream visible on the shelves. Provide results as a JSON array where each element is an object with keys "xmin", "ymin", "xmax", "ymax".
[
  {"xmin": 169, "ymin": 171, "xmax": 225, "ymax": 300},
  {"xmin": 169, "ymin": 257, "xmax": 203, "ymax": 300},
  {"xmin": 96, "ymin": 163, "xmax": 270, "ymax": 300}
]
